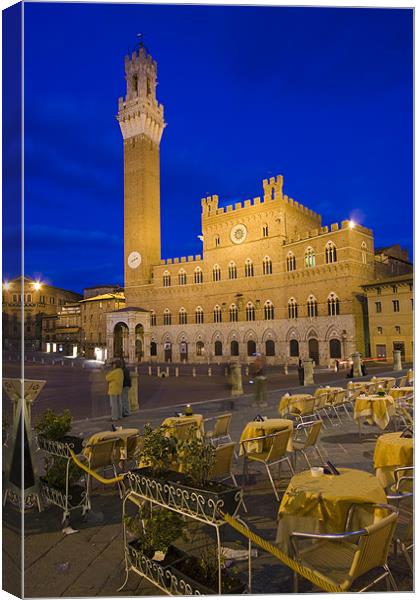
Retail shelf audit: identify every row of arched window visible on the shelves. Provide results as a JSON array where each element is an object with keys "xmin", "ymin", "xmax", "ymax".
[
  {"xmin": 286, "ymin": 242, "xmax": 368, "ymax": 272},
  {"xmin": 162, "ymin": 257, "xmax": 273, "ymax": 287},
  {"xmin": 151, "ymin": 294, "xmax": 340, "ymax": 326}
]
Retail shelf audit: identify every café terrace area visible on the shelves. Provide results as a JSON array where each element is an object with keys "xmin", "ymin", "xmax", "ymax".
[{"xmin": 4, "ymin": 366, "xmax": 414, "ymax": 596}]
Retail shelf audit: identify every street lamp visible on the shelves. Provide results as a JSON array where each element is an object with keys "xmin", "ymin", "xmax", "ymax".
[{"xmin": 33, "ymin": 281, "xmax": 42, "ymax": 291}]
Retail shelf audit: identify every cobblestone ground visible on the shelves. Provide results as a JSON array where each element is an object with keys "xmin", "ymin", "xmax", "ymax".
[{"xmin": 2, "ymin": 364, "xmax": 413, "ymax": 596}]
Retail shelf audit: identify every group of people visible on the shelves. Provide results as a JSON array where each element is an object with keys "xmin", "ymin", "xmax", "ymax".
[{"xmin": 105, "ymin": 358, "xmax": 132, "ymax": 421}]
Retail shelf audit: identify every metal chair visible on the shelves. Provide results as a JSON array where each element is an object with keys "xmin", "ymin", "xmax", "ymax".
[
  {"xmin": 313, "ymin": 392, "xmax": 332, "ymax": 427},
  {"xmin": 286, "ymin": 396, "xmax": 317, "ymax": 424},
  {"xmin": 84, "ymin": 437, "xmax": 121, "ymax": 509},
  {"xmin": 387, "ymin": 482, "xmax": 413, "ymax": 573},
  {"xmin": 396, "ymin": 375, "xmax": 407, "ymax": 388},
  {"xmin": 125, "ymin": 434, "xmax": 144, "ymax": 469},
  {"xmin": 241, "ymin": 429, "xmax": 294, "ymax": 501},
  {"xmin": 205, "ymin": 413, "xmax": 233, "ymax": 446},
  {"xmin": 292, "ymin": 420, "xmax": 324, "ymax": 470},
  {"xmin": 209, "ymin": 442, "xmax": 248, "ymax": 513},
  {"xmin": 290, "ymin": 503, "xmax": 398, "ymax": 592}
]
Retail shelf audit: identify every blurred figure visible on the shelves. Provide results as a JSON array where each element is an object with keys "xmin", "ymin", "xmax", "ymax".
[
  {"xmin": 297, "ymin": 358, "xmax": 304, "ymax": 386},
  {"xmin": 120, "ymin": 357, "xmax": 132, "ymax": 417},
  {"xmin": 361, "ymin": 360, "xmax": 367, "ymax": 376},
  {"xmin": 230, "ymin": 360, "xmax": 243, "ymax": 397},
  {"xmin": 252, "ymin": 353, "xmax": 268, "ymax": 407},
  {"xmin": 106, "ymin": 358, "xmax": 123, "ymax": 421}
]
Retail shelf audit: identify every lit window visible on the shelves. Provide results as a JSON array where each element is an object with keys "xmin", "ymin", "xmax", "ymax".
[
  {"xmin": 288, "ymin": 298, "xmax": 298, "ymax": 319},
  {"xmin": 325, "ymin": 242, "xmax": 337, "ymax": 264},
  {"xmin": 305, "ymin": 247, "xmax": 316, "ymax": 268},
  {"xmin": 377, "ymin": 326, "xmax": 383, "ymax": 335}
]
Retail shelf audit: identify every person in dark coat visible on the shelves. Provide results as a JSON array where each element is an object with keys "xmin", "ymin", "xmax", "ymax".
[
  {"xmin": 120, "ymin": 358, "xmax": 132, "ymax": 417},
  {"xmin": 297, "ymin": 358, "xmax": 305, "ymax": 386}
]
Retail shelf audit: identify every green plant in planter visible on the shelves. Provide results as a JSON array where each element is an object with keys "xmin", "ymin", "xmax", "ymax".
[
  {"xmin": 177, "ymin": 437, "xmax": 216, "ymax": 488},
  {"xmin": 35, "ymin": 408, "xmax": 72, "ymax": 440},
  {"xmin": 125, "ymin": 505, "xmax": 187, "ymax": 558},
  {"xmin": 139, "ymin": 423, "xmax": 178, "ymax": 476}
]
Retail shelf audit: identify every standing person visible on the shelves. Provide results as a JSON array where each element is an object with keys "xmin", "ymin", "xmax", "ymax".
[
  {"xmin": 297, "ymin": 358, "xmax": 304, "ymax": 386},
  {"xmin": 106, "ymin": 359, "xmax": 124, "ymax": 421},
  {"xmin": 252, "ymin": 353, "xmax": 268, "ymax": 408},
  {"xmin": 121, "ymin": 358, "xmax": 132, "ymax": 417}
]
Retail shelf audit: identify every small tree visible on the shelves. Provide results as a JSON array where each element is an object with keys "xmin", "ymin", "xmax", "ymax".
[
  {"xmin": 177, "ymin": 437, "xmax": 216, "ymax": 487},
  {"xmin": 35, "ymin": 408, "xmax": 72, "ymax": 440},
  {"xmin": 139, "ymin": 424, "xmax": 178, "ymax": 476},
  {"xmin": 124, "ymin": 505, "xmax": 187, "ymax": 557}
]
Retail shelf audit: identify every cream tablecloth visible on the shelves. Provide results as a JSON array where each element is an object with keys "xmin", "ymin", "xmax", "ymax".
[
  {"xmin": 373, "ymin": 431, "xmax": 413, "ymax": 488},
  {"xmin": 388, "ymin": 387, "xmax": 414, "ymax": 401},
  {"xmin": 353, "ymin": 395, "xmax": 395, "ymax": 429},
  {"xmin": 278, "ymin": 394, "xmax": 314, "ymax": 416},
  {"xmin": 239, "ymin": 418, "xmax": 294, "ymax": 454}
]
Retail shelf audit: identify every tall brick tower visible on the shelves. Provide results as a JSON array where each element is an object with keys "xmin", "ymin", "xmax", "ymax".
[{"xmin": 117, "ymin": 44, "xmax": 165, "ymax": 299}]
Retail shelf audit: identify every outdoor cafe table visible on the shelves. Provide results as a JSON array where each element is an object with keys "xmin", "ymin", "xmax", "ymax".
[
  {"xmin": 371, "ymin": 376, "xmax": 396, "ymax": 390},
  {"xmin": 161, "ymin": 414, "xmax": 204, "ymax": 438},
  {"xmin": 388, "ymin": 387, "xmax": 414, "ymax": 401},
  {"xmin": 347, "ymin": 381, "xmax": 376, "ymax": 394},
  {"xmin": 276, "ymin": 468, "xmax": 387, "ymax": 553},
  {"xmin": 83, "ymin": 428, "xmax": 140, "ymax": 460},
  {"xmin": 353, "ymin": 394, "xmax": 395, "ymax": 430},
  {"xmin": 239, "ymin": 418, "xmax": 294, "ymax": 454},
  {"xmin": 278, "ymin": 394, "xmax": 313, "ymax": 417},
  {"xmin": 373, "ymin": 431, "xmax": 413, "ymax": 489}
]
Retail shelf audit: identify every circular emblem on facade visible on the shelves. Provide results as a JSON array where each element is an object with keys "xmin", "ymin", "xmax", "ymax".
[
  {"xmin": 127, "ymin": 251, "xmax": 142, "ymax": 269},
  {"xmin": 230, "ymin": 224, "xmax": 247, "ymax": 244}
]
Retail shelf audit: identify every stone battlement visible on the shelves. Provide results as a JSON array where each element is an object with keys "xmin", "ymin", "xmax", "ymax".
[
  {"xmin": 159, "ymin": 255, "xmax": 202, "ymax": 266},
  {"xmin": 284, "ymin": 220, "xmax": 373, "ymax": 245},
  {"xmin": 125, "ymin": 47, "xmax": 157, "ymax": 70}
]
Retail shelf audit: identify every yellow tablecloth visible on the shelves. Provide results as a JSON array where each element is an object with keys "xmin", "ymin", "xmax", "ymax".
[
  {"xmin": 83, "ymin": 428, "xmax": 139, "ymax": 460},
  {"xmin": 239, "ymin": 418, "xmax": 294, "ymax": 454},
  {"xmin": 161, "ymin": 414, "xmax": 204, "ymax": 439},
  {"xmin": 278, "ymin": 394, "xmax": 313, "ymax": 416},
  {"xmin": 353, "ymin": 395, "xmax": 395, "ymax": 429},
  {"xmin": 388, "ymin": 387, "xmax": 414, "ymax": 401},
  {"xmin": 314, "ymin": 387, "xmax": 344, "ymax": 397},
  {"xmin": 347, "ymin": 381, "xmax": 376, "ymax": 394},
  {"xmin": 373, "ymin": 431, "xmax": 414, "ymax": 488},
  {"xmin": 276, "ymin": 468, "xmax": 387, "ymax": 552},
  {"xmin": 371, "ymin": 377, "xmax": 396, "ymax": 391}
]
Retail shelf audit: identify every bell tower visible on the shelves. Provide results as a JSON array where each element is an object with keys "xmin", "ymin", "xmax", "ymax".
[{"xmin": 117, "ymin": 44, "xmax": 165, "ymax": 297}]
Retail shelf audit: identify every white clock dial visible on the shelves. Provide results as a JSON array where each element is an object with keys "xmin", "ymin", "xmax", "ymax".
[
  {"xmin": 127, "ymin": 251, "xmax": 142, "ymax": 269},
  {"xmin": 230, "ymin": 224, "xmax": 247, "ymax": 244}
]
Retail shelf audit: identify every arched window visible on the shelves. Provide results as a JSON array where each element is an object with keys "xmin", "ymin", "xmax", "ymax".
[
  {"xmin": 263, "ymin": 256, "xmax": 272, "ymax": 275},
  {"xmin": 264, "ymin": 300, "xmax": 275, "ymax": 320},
  {"xmin": 196, "ymin": 341, "xmax": 205, "ymax": 356},
  {"xmin": 214, "ymin": 340, "xmax": 223, "ymax": 356},
  {"xmin": 246, "ymin": 302, "xmax": 255, "ymax": 321},
  {"xmin": 229, "ymin": 304, "xmax": 238, "ymax": 322},
  {"xmin": 262, "ymin": 224, "xmax": 269, "ymax": 237},
  {"xmin": 288, "ymin": 298, "xmax": 298, "ymax": 319},
  {"xmin": 361, "ymin": 242, "xmax": 367, "ymax": 265},
  {"xmin": 307, "ymin": 295, "xmax": 318, "ymax": 318},
  {"xmin": 178, "ymin": 269, "xmax": 187, "ymax": 285},
  {"xmin": 215, "ymin": 234, "xmax": 220, "ymax": 247},
  {"xmin": 150, "ymin": 341, "xmax": 157, "ymax": 356},
  {"xmin": 194, "ymin": 267, "xmax": 203, "ymax": 283},
  {"xmin": 213, "ymin": 265, "xmax": 221, "ymax": 282},
  {"xmin": 247, "ymin": 340, "xmax": 256, "ymax": 356},
  {"xmin": 286, "ymin": 252, "xmax": 296, "ymax": 272},
  {"xmin": 245, "ymin": 259, "xmax": 254, "ymax": 277},
  {"xmin": 329, "ymin": 338, "xmax": 342, "ymax": 358},
  {"xmin": 228, "ymin": 261, "xmax": 237, "ymax": 279},
  {"xmin": 289, "ymin": 339, "xmax": 299, "ymax": 357},
  {"xmin": 163, "ymin": 271, "xmax": 171, "ymax": 287},
  {"xmin": 179, "ymin": 307, "xmax": 187, "ymax": 325},
  {"xmin": 305, "ymin": 247, "xmax": 316, "ymax": 268},
  {"xmin": 213, "ymin": 305, "xmax": 222, "ymax": 323},
  {"xmin": 325, "ymin": 241, "xmax": 337, "ymax": 264},
  {"xmin": 163, "ymin": 309, "xmax": 172, "ymax": 325},
  {"xmin": 150, "ymin": 310, "xmax": 156, "ymax": 326},
  {"xmin": 327, "ymin": 293, "xmax": 340, "ymax": 316},
  {"xmin": 230, "ymin": 340, "xmax": 239, "ymax": 356},
  {"xmin": 265, "ymin": 339, "xmax": 275, "ymax": 356},
  {"xmin": 195, "ymin": 306, "xmax": 204, "ymax": 324}
]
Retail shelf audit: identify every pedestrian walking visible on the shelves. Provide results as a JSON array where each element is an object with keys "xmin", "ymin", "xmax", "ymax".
[
  {"xmin": 106, "ymin": 358, "xmax": 124, "ymax": 421},
  {"xmin": 121, "ymin": 358, "xmax": 132, "ymax": 417},
  {"xmin": 297, "ymin": 358, "xmax": 304, "ymax": 386},
  {"xmin": 252, "ymin": 353, "xmax": 268, "ymax": 407}
]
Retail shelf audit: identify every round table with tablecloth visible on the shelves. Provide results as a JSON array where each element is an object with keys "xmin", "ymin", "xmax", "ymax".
[
  {"xmin": 388, "ymin": 387, "xmax": 414, "ymax": 401},
  {"xmin": 239, "ymin": 418, "xmax": 294, "ymax": 454},
  {"xmin": 161, "ymin": 414, "xmax": 204, "ymax": 439},
  {"xmin": 83, "ymin": 428, "xmax": 140, "ymax": 460},
  {"xmin": 353, "ymin": 394, "xmax": 395, "ymax": 430},
  {"xmin": 278, "ymin": 394, "xmax": 314, "ymax": 416},
  {"xmin": 373, "ymin": 431, "xmax": 413, "ymax": 488}
]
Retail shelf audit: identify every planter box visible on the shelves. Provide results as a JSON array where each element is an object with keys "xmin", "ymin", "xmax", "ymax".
[
  {"xmin": 40, "ymin": 478, "xmax": 86, "ymax": 509},
  {"xmin": 125, "ymin": 468, "xmax": 242, "ymax": 522},
  {"xmin": 37, "ymin": 434, "xmax": 84, "ymax": 457}
]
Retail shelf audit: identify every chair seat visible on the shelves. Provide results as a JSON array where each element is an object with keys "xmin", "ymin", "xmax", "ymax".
[
  {"xmin": 297, "ymin": 539, "xmax": 359, "ymax": 590},
  {"xmin": 246, "ymin": 450, "xmax": 271, "ymax": 463}
]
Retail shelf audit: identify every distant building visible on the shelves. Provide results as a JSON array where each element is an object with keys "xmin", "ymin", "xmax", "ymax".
[
  {"xmin": 361, "ymin": 274, "xmax": 413, "ymax": 363},
  {"xmin": 80, "ymin": 291, "xmax": 125, "ymax": 360},
  {"xmin": 41, "ymin": 302, "xmax": 81, "ymax": 356},
  {"xmin": 374, "ymin": 245, "xmax": 413, "ymax": 278},
  {"xmin": 2, "ymin": 276, "xmax": 82, "ymax": 351}
]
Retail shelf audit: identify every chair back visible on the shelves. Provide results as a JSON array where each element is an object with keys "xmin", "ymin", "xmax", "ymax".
[
  {"xmin": 88, "ymin": 438, "xmax": 119, "ymax": 470},
  {"xmin": 266, "ymin": 429, "xmax": 292, "ymax": 462},
  {"xmin": 302, "ymin": 420, "xmax": 323, "ymax": 449},
  {"xmin": 172, "ymin": 422, "xmax": 197, "ymax": 441},
  {"xmin": 126, "ymin": 434, "xmax": 143, "ymax": 462},
  {"xmin": 349, "ymin": 509, "xmax": 398, "ymax": 581},
  {"xmin": 212, "ymin": 414, "xmax": 232, "ymax": 438},
  {"xmin": 398, "ymin": 375, "xmax": 407, "ymax": 387},
  {"xmin": 331, "ymin": 390, "xmax": 345, "ymax": 406},
  {"xmin": 314, "ymin": 393, "xmax": 328, "ymax": 410},
  {"xmin": 208, "ymin": 442, "xmax": 235, "ymax": 480}
]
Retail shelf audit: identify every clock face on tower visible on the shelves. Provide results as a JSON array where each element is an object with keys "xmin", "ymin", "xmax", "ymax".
[
  {"xmin": 230, "ymin": 224, "xmax": 247, "ymax": 244},
  {"xmin": 127, "ymin": 251, "xmax": 142, "ymax": 269}
]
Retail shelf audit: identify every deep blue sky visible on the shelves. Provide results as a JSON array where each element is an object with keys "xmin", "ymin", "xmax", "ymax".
[{"xmin": 4, "ymin": 3, "xmax": 413, "ymax": 293}]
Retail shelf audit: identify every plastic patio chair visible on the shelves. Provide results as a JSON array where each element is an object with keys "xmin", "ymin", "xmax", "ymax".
[
  {"xmin": 205, "ymin": 413, "xmax": 233, "ymax": 446},
  {"xmin": 387, "ymin": 482, "xmax": 413, "ymax": 573},
  {"xmin": 241, "ymin": 429, "xmax": 294, "ymax": 501},
  {"xmin": 84, "ymin": 437, "xmax": 121, "ymax": 509},
  {"xmin": 292, "ymin": 420, "xmax": 324, "ymax": 470},
  {"xmin": 290, "ymin": 503, "xmax": 398, "ymax": 592}
]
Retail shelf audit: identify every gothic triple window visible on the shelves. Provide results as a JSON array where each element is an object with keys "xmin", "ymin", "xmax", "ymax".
[
  {"xmin": 327, "ymin": 293, "xmax": 340, "ymax": 316},
  {"xmin": 213, "ymin": 265, "xmax": 221, "ymax": 282},
  {"xmin": 178, "ymin": 269, "xmax": 187, "ymax": 285},
  {"xmin": 150, "ymin": 310, "xmax": 156, "ymax": 326},
  {"xmin": 229, "ymin": 304, "xmax": 238, "ymax": 322},
  {"xmin": 263, "ymin": 256, "xmax": 272, "ymax": 275},
  {"xmin": 213, "ymin": 305, "xmax": 222, "ymax": 323},
  {"xmin": 264, "ymin": 300, "xmax": 275, "ymax": 320},
  {"xmin": 305, "ymin": 247, "xmax": 316, "ymax": 268},
  {"xmin": 163, "ymin": 271, "xmax": 171, "ymax": 287},
  {"xmin": 194, "ymin": 267, "xmax": 203, "ymax": 283},
  {"xmin": 245, "ymin": 259, "xmax": 254, "ymax": 277},
  {"xmin": 163, "ymin": 309, "xmax": 172, "ymax": 325},
  {"xmin": 307, "ymin": 295, "xmax": 318, "ymax": 318},
  {"xmin": 325, "ymin": 242, "xmax": 337, "ymax": 264},
  {"xmin": 195, "ymin": 306, "xmax": 204, "ymax": 324},
  {"xmin": 246, "ymin": 302, "xmax": 256, "ymax": 321},
  {"xmin": 286, "ymin": 252, "xmax": 296, "ymax": 272},
  {"xmin": 179, "ymin": 307, "xmax": 188, "ymax": 325},
  {"xmin": 228, "ymin": 261, "xmax": 237, "ymax": 279},
  {"xmin": 288, "ymin": 298, "xmax": 298, "ymax": 319}
]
